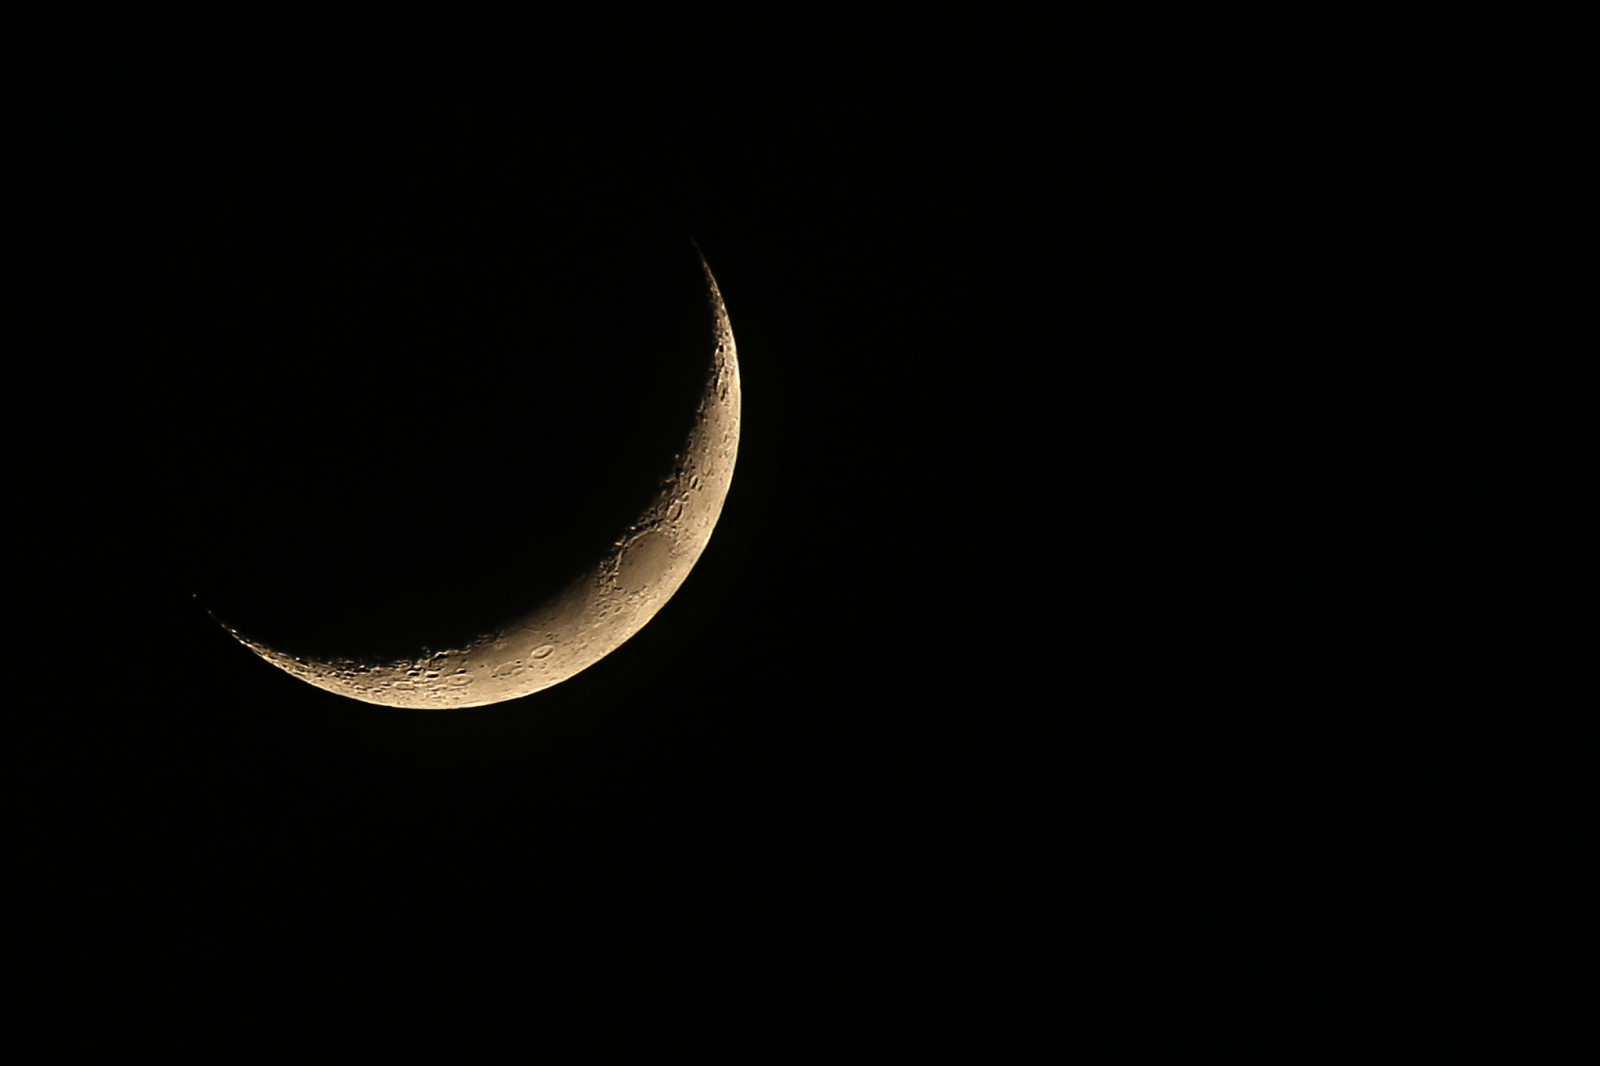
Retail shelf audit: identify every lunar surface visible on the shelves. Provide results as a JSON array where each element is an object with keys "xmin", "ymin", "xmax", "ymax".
[{"xmin": 214, "ymin": 257, "xmax": 740, "ymax": 708}]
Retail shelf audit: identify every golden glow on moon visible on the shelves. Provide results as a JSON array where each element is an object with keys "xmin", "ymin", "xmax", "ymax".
[{"xmin": 217, "ymin": 258, "xmax": 741, "ymax": 707}]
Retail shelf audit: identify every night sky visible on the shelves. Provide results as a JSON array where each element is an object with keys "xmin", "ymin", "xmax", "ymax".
[
  {"xmin": 23, "ymin": 28, "xmax": 1023, "ymax": 966},
  {"xmin": 20, "ymin": 13, "xmax": 1595, "ymax": 1005}
]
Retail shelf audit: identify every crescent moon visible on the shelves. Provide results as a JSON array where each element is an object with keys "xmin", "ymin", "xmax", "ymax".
[{"xmin": 214, "ymin": 256, "xmax": 740, "ymax": 708}]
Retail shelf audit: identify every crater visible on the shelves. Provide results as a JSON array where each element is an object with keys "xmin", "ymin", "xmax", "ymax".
[{"xmin": 616, "ymin": 530, "xmax": 672, "ymax": 594}]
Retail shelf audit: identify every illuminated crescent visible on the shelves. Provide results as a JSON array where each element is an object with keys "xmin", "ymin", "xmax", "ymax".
[{"xmin": 215, "ymin": 257, "xmax": 740, "ymax": 707}]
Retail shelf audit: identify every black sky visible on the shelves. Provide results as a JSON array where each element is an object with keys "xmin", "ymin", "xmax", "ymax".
[
  {"xmin": 23, "ymin": 27, "xmax": 1019, "ymax": 963},
  {"xmin": 19, "ymin": 13, "xmax": 1596, "ymax": 1012}
]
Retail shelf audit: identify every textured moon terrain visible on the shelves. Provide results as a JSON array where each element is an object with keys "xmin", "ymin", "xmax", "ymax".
[{"xmin": 215, "ymin": 258, "xmax": 740, "ymax": 708}]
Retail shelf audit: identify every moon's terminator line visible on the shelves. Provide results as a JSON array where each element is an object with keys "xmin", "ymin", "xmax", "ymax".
[{"xmin": 215, "ymin": 256, "xmax": 741, "ymax": 708}]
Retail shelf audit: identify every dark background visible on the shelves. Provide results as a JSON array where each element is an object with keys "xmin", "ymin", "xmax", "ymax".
[
  {"xmin": 21, "ymin": 23, "xmax": 1038, "ymax": 979},
  {"xmin": 17, "ymin": 11, "xmax": 1596, "ymax": 1013}
]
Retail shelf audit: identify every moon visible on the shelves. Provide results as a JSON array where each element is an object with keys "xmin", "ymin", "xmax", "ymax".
[{"xmin": 211, "ymin": 255, "xmax": 740, "ymax": 708}]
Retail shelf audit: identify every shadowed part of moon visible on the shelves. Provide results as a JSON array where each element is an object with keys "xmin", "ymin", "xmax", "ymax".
[{"xmin": 205, "ymin": 247, "xmax": 741, "ymax": 708}]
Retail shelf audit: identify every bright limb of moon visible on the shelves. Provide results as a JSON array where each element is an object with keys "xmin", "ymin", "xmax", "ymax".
[{"xmin": 216, "ymin": 257, "xmax": 741, "ymax": 708}]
